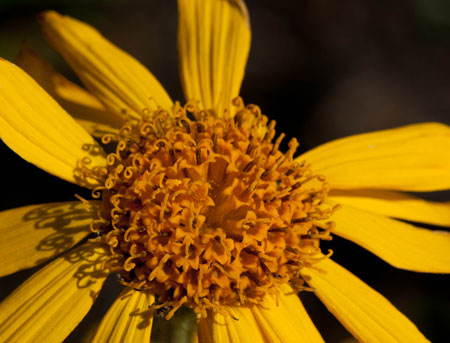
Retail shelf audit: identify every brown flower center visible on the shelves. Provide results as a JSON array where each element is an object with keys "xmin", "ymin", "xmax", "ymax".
[{"xmin": 91, "ymin": 98, "xmax": 334, "ymax": 318}]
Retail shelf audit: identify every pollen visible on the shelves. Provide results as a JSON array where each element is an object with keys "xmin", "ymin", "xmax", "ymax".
[{"xmin": 90, "ymin": 98, "xmax": 334, "ymax": 318}]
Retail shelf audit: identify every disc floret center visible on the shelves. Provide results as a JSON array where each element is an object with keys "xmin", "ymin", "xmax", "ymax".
[{"xmin": 92, "ymin": 98, "xmax": 333, "ymax": 318}]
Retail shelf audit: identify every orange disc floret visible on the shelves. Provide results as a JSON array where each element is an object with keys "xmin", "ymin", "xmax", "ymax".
[{"xmin": 91, "ymin": 98, "xmax": 335, "ymax": 318}]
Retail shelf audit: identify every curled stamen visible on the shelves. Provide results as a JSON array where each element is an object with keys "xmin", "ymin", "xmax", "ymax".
[{"xmin": 102, "ymin": 134, "xmax": 116, "ymax": 144}]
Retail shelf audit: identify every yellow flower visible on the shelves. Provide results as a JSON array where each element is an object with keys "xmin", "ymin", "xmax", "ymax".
[{"xmin": 0, "ymin": 1, "xmax": 449, "ymax": 342}]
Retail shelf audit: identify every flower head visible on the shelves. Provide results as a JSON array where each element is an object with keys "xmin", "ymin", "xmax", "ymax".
[{"xmin": 0, "ymin": 1, "xmax": 449, "ymax": 342}]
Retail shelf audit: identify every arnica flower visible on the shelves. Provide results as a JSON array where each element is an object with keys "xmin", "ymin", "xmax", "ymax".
[{"xmin": 0, "ymin": 1, "xmax": 449, "ymax": 342}]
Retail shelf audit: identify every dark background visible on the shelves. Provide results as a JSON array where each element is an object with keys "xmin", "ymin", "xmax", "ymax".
[{"xmin": 0, "ymin": 0, "xmax": 449, "ymax": 342}]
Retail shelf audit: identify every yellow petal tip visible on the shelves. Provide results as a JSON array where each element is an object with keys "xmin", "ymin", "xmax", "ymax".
[{"xmin": 37, "ymin": 10, "xmax": 60, "ymax": 23}]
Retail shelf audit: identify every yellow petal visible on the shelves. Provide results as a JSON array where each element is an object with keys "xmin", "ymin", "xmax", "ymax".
[
  {"xmin": 198, "ymin": 285, "xmax": 323, "ymax": 343},
  {"xmin": 330, "ymin": 204, "xmax": 450, "ymax": 273},
  {"xmin": 15, "ymin": 44, "xmax": 122, "ymax": 138},
  {"xmin": 0, "ymin": 58, "xmax": 106, "ymax": 186},
  {"xmin": 40, "ymin": 11, "xmax": 173, "ymax": 118},
  {"xmin": 191, "ymin": 329, "xmax": 199, "ymax": 343},
  {"xmin": 198, "ymin": 307, "xmax": 266, "ymax": 342},
  {"xmin": 251, "ymin": 284, "xmax": 324, "ymax": 342},
  {"xmin": 0, "ymin": 201, "xmax": 95, "ymax": 277},
  {"xmin": 329, "ymin": 189, "xmax": 450, "ymax": 227},
  {"xmin": 301, "ymin": 258, "xmax": 429, "ymax": 343},
  {"xmin": 298, "ymin": 123, "xmax": 450, "ymax": 191},
  {"xmin": 0, "ymin": 242, "xmax": 109, "ymax": 343},
  {"xmin": 92, "ymin": 288, "xmax": 154, "ymax": 343},
  {"xmin": 178, "ymin": 0, "xmax": 251, "ymax": 115},
  {"xmin": 275, "ymin": 283, "xmax": 324, "ymax": 342}
]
